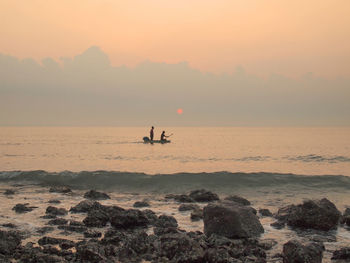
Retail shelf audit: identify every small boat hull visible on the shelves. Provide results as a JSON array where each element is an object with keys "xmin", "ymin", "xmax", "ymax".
[{"xmin": 143, "ymin": 137, "xmax": 171, "ymax": 144}]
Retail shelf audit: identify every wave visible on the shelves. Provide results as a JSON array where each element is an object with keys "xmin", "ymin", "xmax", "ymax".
[
  {"xmin": 0, "ymin": 170, "xmax": 350, "ymax": 192},
  {"xmin": 285, "ymin": 154, "xmax": 350, "ymax": 163}
]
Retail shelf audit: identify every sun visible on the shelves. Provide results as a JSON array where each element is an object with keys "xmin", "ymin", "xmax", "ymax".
[{"xmin": 177, "ymin": 108, "xmax": 183, "ymax": 115}]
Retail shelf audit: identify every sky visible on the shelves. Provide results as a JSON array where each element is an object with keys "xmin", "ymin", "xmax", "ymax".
[
  {"xmin": 1, "ymin": 0, "xmax": 350, "ymax": 77},
  {"xmin": 0, "ymin": 1, "xmax": 349, "ymax": 126}
]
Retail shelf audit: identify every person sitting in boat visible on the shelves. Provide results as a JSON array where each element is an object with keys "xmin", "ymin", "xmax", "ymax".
[
  {"xmin": 160, "ymin": 131, "xmax": 169, "ymax": 142},
  {"xmin": 150, "ymin": 126, "xmax": 154, "ymax": 141}
]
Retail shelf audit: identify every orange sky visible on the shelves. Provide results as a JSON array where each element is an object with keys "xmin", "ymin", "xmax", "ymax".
[{"xmin": 1, "ymin": 0, "xmax": 350, "ymax": 77}]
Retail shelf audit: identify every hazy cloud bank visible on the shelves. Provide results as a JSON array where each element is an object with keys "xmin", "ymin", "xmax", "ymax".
[{"xmin": 0, "ymin": 46, "xmax": 349, "ymax": 126}]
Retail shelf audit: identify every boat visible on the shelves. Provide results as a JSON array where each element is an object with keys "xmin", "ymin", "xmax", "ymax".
[{"xmin": 143, "ymin": 137, "xmax": 171, "ymax": 144}]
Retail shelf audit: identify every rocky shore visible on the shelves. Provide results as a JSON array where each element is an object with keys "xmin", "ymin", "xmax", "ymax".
[{"xmin": 1, "ymin": 187, "xmax": 350, "ymax": 262}]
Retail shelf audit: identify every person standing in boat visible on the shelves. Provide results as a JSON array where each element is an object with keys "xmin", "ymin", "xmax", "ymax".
[
  {"xmin": 150, "ymin": 126, "xmax": 154, "ymax": 141},
  {"xmin": 160, "ymin": 131, "xmax": 169, "ymax": 142}
]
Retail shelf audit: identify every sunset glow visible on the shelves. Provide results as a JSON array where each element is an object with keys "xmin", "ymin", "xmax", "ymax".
[{"xmin": 177, "ymin": 108, "xmax": 183, "ymax": 115}]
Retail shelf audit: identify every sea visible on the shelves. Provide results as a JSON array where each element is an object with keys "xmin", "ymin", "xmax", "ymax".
[{"xmin": 0, "ymin": 126, "xmax": 349, "ymax": 262}]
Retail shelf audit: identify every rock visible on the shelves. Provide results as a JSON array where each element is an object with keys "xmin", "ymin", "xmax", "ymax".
[
  {"xmin": 271, "ymin": 221, "xmax": 285, "ymax": 229},
  {"xmin": 203, "ymin": 201, "xmax": 264, "ymax": 238},
  {"xmin": 155, "ymin": 215, "xmax": 178, "ymax": 228},
  {"xmin": 84, "ymin": 230, "xmax": 102, "ymax": 238},
  {"xmin": 154, "ymin": 227, "xmax": 180, "ymax": 236},
  {"xmin": 224, "ymin": 195, "xmax": 251, "ymax": 206},
  {"xmin": 45, "ymin": 206, "xmax": 68, "ymax": 216},
  {"xmin": 275, "ymin": 205, "xmax": 297, "ymax": 222},
  {"xmin": 0, "ymin": 230, "xmax": 22, "ymax": 255},
  {"xmin": 143, "ymin": 209, "xmax": 158, "ymax": 224},
  {"xmin": 48, "ymin": 199, "xmax": 61, "ymax": 204},
  {"xmin": 259, "ymin": 208, "xmax": 273, "ymax": 217},
  {"xmin": 332, "ymin": 247, "xmax": 350, "ymax": 260},
  {"xmin": 4, "ymin": 189, "xmax": 15, "ymax": 195},
  {"xmin": 40, "ymin": 214, "xmax": 57, "ymax": 219},
  {"xmin": 204, "ymin": 248, "xmax": 233, "ymax": 263},
  {"xmin": 84, "ymin": 190, "xmax": 110, "ymax": 200},
  {"xmin": 83, "ymin": 207, "xmax": 110, "ymax": 227},
  {"xmin": 344, "ymin": 208, "xmax": 350, "ymax": 217},
  {"xmin": 191, "ymin": 208, "xmax": 203, "ymax": 221},
  {"xmin": 258, "ymin": 239, "xmax": 277, "ymax": 250},
  {"xmin": 48, "ymin": 218, "xmax": 68, "ymax": 225},
  {"xmin": 174, "ymin": 194, "xmax": 195, "ymax": 203},
  {"xmin": 69, "ymin": 220, "xmax": 85, "ymax": 226},
  {"xmin": 133, "ymin": 201, "xmax": 150, "ymax": 208},
  {"xmin": 12, "ymin": 203, "xmax": 37, "ymax": 213},
  {"xmin": 2, "ymin": 223, "xmax": 16, "ymax": 228},
  {"xmin": 36, "ymin": 227, "xmax": 54, "ymax": 234},
  {"xmin": 189, "ymin": 189, "xmax": 219, "ymax": 202},
  {"xmin": 158, "ymin": 233, "xmax": 204, "ymax": 262},
  {"xmin": 75, "ymin": 240, "xmax": 106, "ymax": 262},
  {"xmin": 70, "ymin": 200, "xmax": 101, "ymax": 213},
  {"xmin": 178, "ymin": 203, "xmax": 200, "ymax": 211},
  {"xmin": 281, "ymin": 198, "xmax": 341, "ymax": 231},
  {"xmin": 283, "ymin": 239, "xmax": 324, "ymax": 263},
  {"xmin": 38, "ymin": 236, "xmax": 73, "ymax": 246},
  {"xmin": 110, "ymin": 209, "xmax": 149, "ymax": 229},
  {"xmin": 59, "ymin": 240, "xmax": 75, "ymax": 250},
  {"xmin": 49, "ymin": 186, "xmax": 72, "ymax": 193},
  {"xmin": 58, "ymin": 225, "xmax": 87, "ymax": 233}
]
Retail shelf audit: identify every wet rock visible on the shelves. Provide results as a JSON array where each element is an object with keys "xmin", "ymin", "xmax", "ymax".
[
  {"xmin": 189, "ymin": 189, "xmax": 220, "ymax": 202},
  {"xmin": 178, "ymin": 203, "xmax": 200, "ymax": 211},
  {"xmin": 203, "ymin": 201, "xmax": 264, "ymax": 238},
  {"xmin": 143, "ymin": 209, "xmax": 158, "ymax": 224},
  {"xmin": 258, "ymin": 239, "xmax": 277, "ymax": 250},
  {"xmin": 206, "ymin": 234, "xmax": 233, "ymax": 247},
  {"xmin": 69, "ymin": 220, "xmax": 85, "ymax": 226},
  {"xmin": 36, "ymin": 227, "xmax": 54, "ymax": 234},
  {"xmin": 84, "ymin": 230, "xmax": 102, "ymax": 238},
  {"xmin": 259, "ymin": 208, "xmax": 273, "ymax": 217},
  {"xmin": 59, "ymin": 240, "xmax": 75, "ymax": 250},
  {"xmin": 70, "ymin": 200, "xmax": 101, "ymax": 213},
  {"xmin": 2, "ymin": 223, "xmax": 16, "ymax": 228},
  {"xmin": 110, "ymin": 208, "xmax": 149, "ymax": 229},
  {"xmin": 271, "ymin": 221, "xmax": 285, "ymax": 229},
  {"xmin": 203, "ymin": 247, "xmax": 233, "ymax": 263},
  {"xmin": 49, "ymin": 186, "xmax": 72, "ymax": 193},
  {"xmin": 48, "ymin": 199, "xmax": 61, "ymax": 204},
  {"xmin": 283, "ymin": 239, "xmax": 324, "ymax": 263},
  {"xmin": 191, "ymin": 208, "xmax": 203, "ymax": 221},
  {"xmin": 331, "ymin": 247, "xmax": 350, "ymax": 260},
  {"xmin": 155, "ymin": 215, "xmax": 178, "ymax": 228},
  {"xmin": 309, "ymin": 234, "xmax": 337, "ymax": 243},
  {"xmin": 75, "ymin": 240, "xmax": 107, "ymax": 262},
  {"xmin": 174, "ymin": 194, "xmax": 195, "ymax": 203},
  {"xmin": 279, "ymin": 198, "xmax": 341, "ymax": 231},
  {"xmin": 83, "ymin": 207, "xmax": 111, "ymax": 227},
  {"xmin": 154, "ymin": 227, "xmax": 180, "ymax": 236},
  {"xmin": 12, "ymin": 203, "xmax": 37, "ymax": 213},
  {"xmin": 0, "ymin": 230, "xmax": 22, "ymax": 255},
  {"xmin": 224, "ymin": 195, "xmax": 251, "ymax": 206},
  {"xmin": 4, "ymin": 189, "xmax": 15, "ymax": 195},
  {"xmin": 133, "ymin": 201, "xmax": 150, "ymax": 208},
  {"xmin": 158, "ymin": 232, "xmax": 204, "ymax": 262},
  {"xmin": 48, "ymin": 218, "xmax": 68, "ymax": 226},
  {"xmin": 58, "ymin": 224, "xmax": 87, "ymax": 233},
  {"xmin": 38, "ymin": 236, "xmax": 70, "ymax": 246},
  {"xmin": 46, "ymin": 206, "xmax": 68, "ymax": 216},
  {"xmin": 84, "ymin": 190, "xmax": 110, "ymax": 200}
]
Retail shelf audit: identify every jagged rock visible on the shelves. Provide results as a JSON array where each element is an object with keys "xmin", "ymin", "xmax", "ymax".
[
  {"xmin": 38, "ymin": 236, "xmax": 73, "ymax": 246},
  {"xmin": 4, "ymin": 189, "xmax": 15, "ymax": 195},
  {"xmin": 45, "ymin": 206, "xmax": 68, "ymax": 216},
  {"xmin": 49, "ymin": 186, "xmax": 72, "ymax": 193},
  {"xmin": 36, "ymin": 227, "xmax": 54, "ymax": 234},
  {"xmin": 143, "ymin": 209, "xmax": 158, "ymax": 224},
  {"xmin": 158, "ymin": 232, "xmax": 204, "ymax": 262},
  {"xmin": 133, "ymin": 201, "xmax": 150, "ymax": 208},
  {"xmin": 278, "ymin": 198, "xmax": 341, "ymax": 231},
  {"xmin": 84, "ymin": 230, "xmax": 102, "ymax": 238},
  {"xmin": 70, "ymin": 200, "xmax": 101, "ymax": 213},
  {"xmin": 12, "ymin": 203, "xmax": 37, "ymax": 213},
  {"xmin": 178, "ymin": 203, "xmax": 200, "ymax": 211},
  {"xmin": 0, "ymin": 230, "xmax": 22, "ymax": 255},
  {"xmin": 154, "ymin": 227, "xmax": 180, "ymax": 236},
  {"xmin": 189, "ymin": 189, "xmax": 219, "ymax": 202},
  {"xmin": 332, "ymin": 247, "xmax": 350, "ymax": 260},
  {"xmin": 155, "ymin": 215, "xmax": 178, "ymax": 228},
  {"xmin": 271, "ymin": 221, "xmax": 285, "ymax": 229},
  {"xmin": 203, "ymin": 201, "xmax": 264, "ymax": 238},
  {"xmin": 110, "ymin": 209, "xmax": 149, "ymax": 229},
  {"xmin": 83, "ymin": 190, "xmax": 110, "ymax": 200},
  {"xmin": 83, "ymin": 207, "xmax": 111, "ymax": 227},
  {"xmin": 224, "ymin": 195, "xmax": 251, "ymax": 206},
  {"xmin": 259, "ymin": 208, "xmax": 273, "ymax": 217},
  {"xmin": 283, "ymin": 239, "xmax": 324, "ymax": 263},
  {"xmin": 48, "ymin": 199, "xmax": 61, "ymax": 204},
  {"xmin": 191, "ymin": 208, "xmax": 203, "ymax": 221},
  {"xmin": 75, "ymin": 240, "xmax": 107, "ymax": 262},
  {"xmin": 48, "ymin": 218, "xmax": 68, "ymax": 225},
  {"xmin": 204, "ymin": 248, "xmax": 233, "ymax": 263}
]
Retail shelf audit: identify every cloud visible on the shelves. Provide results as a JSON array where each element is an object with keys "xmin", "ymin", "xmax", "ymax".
[{"xmin": 0, "ymin": 47, "xmax": 349, "ymax": 126}]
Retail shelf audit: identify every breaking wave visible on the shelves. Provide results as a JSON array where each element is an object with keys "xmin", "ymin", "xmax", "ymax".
[{"xmin": 0, "ymin": 170, "xmax": 349, "ymax": 192}]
